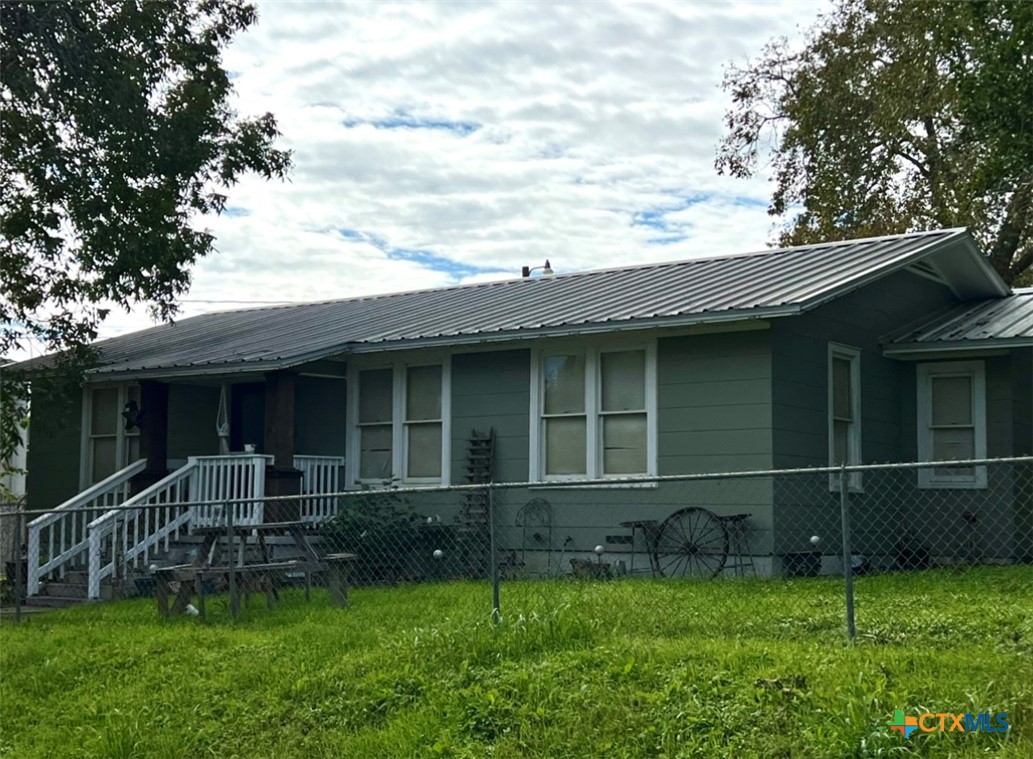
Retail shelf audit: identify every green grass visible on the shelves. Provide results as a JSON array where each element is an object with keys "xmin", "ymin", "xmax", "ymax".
[{"xmin": 1, "ymin": 568, "xmax": 1031, "ymax": 758}]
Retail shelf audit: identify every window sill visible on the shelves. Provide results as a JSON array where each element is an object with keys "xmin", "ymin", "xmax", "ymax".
[
  {"xmin": 530, "ymin": 480, "xmax": 658, "ymax": 491},
  {"xmin": 917, "ymin": 481, "xmax": 987, "ymax": 491}
]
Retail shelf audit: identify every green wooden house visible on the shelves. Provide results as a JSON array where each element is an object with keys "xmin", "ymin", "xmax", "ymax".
[{"xmin": 12, "ymin": 228, "xmax": 1033, "ymax": 594}]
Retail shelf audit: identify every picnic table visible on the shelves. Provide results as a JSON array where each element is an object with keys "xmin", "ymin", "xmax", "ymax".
[{"xmin": 152, "ymin": 520, "xmax": 355, "ymax": 620}]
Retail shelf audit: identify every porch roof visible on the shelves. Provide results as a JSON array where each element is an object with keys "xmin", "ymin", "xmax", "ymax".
[
  {"xmin": 14, "ymin": 228, "xmax": 1010, "ymax": 380},
  {"xmin": 883, "ymin": 288, "xmax": 1033, "ymax": 356}
]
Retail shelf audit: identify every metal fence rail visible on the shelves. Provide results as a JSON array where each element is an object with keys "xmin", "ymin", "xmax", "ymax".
[{"xmin": 2, "ymin": 457, "xmax": 1030, "ymax": 640}]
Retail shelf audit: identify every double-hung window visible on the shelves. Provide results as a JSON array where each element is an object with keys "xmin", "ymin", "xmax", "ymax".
[
  {"xmin": 534, "ymin": 344, "xmax": 656, "ymax": 480},
  {"xmin": 917, "ymin": 361, "xmax": 986, "ymax": 488},
  {"xmin": 82, "ymin": 384, "xmax": 141, "ymax": 487},
  {"xmin": 352, "ymin": 361, "xmax": 449, "ymax": 485},
  {"xmin": 828, "ymin": 344, "xmax": 861, "ymax": 491}
]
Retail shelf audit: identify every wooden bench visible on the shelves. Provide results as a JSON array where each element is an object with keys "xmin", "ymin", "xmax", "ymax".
[
  {"xmin": 154, "ymin": 560, "xmax": 313, "ymax": 619},
  {"xmin": 153, "ymin": 518, "xmax": 356, "ymax": 619}
]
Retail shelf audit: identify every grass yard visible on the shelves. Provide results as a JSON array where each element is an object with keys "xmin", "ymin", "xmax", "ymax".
[{"xmin": 1, "ymin": 567, "xmax": 1031, "ymax": 758}]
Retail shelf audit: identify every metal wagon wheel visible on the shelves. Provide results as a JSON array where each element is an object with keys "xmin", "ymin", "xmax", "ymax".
[{"xmin": 653, "ymin": 507, "xmax": 729, "ymax": 579}]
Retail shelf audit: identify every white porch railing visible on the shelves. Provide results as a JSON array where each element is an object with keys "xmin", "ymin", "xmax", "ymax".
[
  {"xmin": 26, "ymin": 460, "xmax": 147, "ymax": 596},
  {"xmin": 189, "ymin": 454, "xmax": 272, "ymax": 529},
  {"xmin": 294, "ymin": 455, "xmax": 345, "ymax": 523},
  {"xmin": 86, "ymin": 453, "xmax": 271, "ymax": 598},
  {"xmin": 86, "ymin": 464, "xmax": 196, "ymax": 599},
  {"xmin": 28, "ymin": 453, "xmax": 341, "ymax": 600}
]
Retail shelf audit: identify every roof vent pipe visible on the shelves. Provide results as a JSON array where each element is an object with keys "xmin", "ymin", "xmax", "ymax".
[{"xmin": 522, "ymin": 260, "xmax": 554, "ymax": 278}]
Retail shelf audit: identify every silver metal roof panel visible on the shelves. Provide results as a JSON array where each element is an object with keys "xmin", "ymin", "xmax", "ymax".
[
  {"xmin": 11, "ymin": 228, "xmax": 1011, "ymax": 379},
  {"xmin": 885, "ymin": 288, "xmax": 1033, "ymax": 353}
]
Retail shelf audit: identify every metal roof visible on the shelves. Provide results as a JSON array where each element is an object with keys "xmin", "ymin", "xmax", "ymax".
[
  {"xmin": 10, "ymin": 228, "xmax": 1009, "ymax": 379},
  {"xmin": 884, "ymin": 288, "xmax": 1033, "ymax": 354}
]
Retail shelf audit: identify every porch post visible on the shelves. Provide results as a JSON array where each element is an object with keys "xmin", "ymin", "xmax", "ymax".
[
  {"xmin": 264, "ymin": 370, "xmax": 302, "ymax": 521},
  {"xmin": 131, "ymin": 380, "xmax": 169, "ymax": 494}
]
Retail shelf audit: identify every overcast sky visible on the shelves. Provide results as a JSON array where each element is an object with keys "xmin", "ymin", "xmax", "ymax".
[{"xmin": 15, "ymin": 0, "xmax": 830, "ymax": 361}]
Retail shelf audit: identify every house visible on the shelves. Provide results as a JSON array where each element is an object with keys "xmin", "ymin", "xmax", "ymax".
[{"xmin": 12, "ymin": 228, "xmax": 1033, "ymax": 591}]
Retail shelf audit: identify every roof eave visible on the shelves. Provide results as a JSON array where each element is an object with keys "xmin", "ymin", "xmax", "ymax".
[
  {"xmin": 883, "ymin": 337, "xmax": 1033, "ymax": 358},
  {"xmin": 81, "ymin": 305, "xmax": 801, "ymax": 380}
]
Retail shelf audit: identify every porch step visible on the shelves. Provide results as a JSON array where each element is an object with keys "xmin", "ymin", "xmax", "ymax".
[{"xmin": 43, "ymin": 581, "xmax": 89, "ymax": 599}]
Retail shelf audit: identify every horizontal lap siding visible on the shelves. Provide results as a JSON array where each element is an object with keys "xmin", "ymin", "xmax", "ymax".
[
  {"xmin": 167, "ymin": 385, "xmax": 221, "ymax": 460},
  {"xmin": 653, "ymin": 331, "xmax": 774, "ymax": 551},
  {"xmin": 772, "ymin": 270, "xmax": 973, "ymax": 569},
  {"xmin": 25, "ymin": 391, "xmax": 82, "ymax": 510},
  {"xmin": 450, "ymin": 349, "xmax": 530, "ymax": 486},
  {"xmin": 658, "ymin": 331, "xmax": 773, "ymax": 475},
  {"xmin": 772, "ymin": 270, "xmax": 957, "ymax": 470},
  {"xmin": 294, "ymin": 376, "xmax": 347, "ymax": 457}
]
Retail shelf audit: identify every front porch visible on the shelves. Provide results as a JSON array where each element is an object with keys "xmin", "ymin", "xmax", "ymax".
[{"xmin": 25, "ymin": 453, "xmax": 344, "ymax": 603}]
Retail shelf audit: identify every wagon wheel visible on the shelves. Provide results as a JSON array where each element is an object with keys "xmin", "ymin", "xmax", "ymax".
[{"xmin": 653, "ymin": 507, "xmax": 729, "ymax": 579}]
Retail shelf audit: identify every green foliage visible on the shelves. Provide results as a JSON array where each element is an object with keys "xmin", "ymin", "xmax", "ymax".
[
  {"xmin": 0, "ymin": 0, "xmax": 292, "ymax": 360},
  {"xmin": 320, "ymin": 484, "xmax": 423, "ymax": 584},
  {"xmin": 718, "ymin": 0, "xmax": 1033, "ymax": 285},
  {"xmin": 1, "ymin": 568, "xmax": 1031, "ymax": 757}
]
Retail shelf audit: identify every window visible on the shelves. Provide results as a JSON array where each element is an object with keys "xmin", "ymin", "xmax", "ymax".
[
  {"xmin": 532, "ymin": 344, "xmax": 656, "ymax": 480},
  {"xmin": 350, "ymin": 361, "xmax": 449, "ymax": 485},
  {"xmin": 828, "ymin": 344, "xmax": 861, "ymax": 491},
  {"xmin": 81, "ymin": 384, "xmax": 141, "ymax": 487},
  {"xmin": 917, "ymin": 361, "xmax": 986, "ymax": 488}
]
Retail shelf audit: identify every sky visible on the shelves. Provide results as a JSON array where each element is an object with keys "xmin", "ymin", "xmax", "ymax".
[{"xmin": 13, "ymin": 0, "xmax": 830, "ymax": 361}]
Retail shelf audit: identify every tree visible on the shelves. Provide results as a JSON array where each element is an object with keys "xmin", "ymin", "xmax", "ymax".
[
  {"xmin": 717, "ymin": 0, "xmax": 1032, "ymax": 285},
  {"xmin": 0, "ymin": 0, "xmax": 291, "ymax": 480}
]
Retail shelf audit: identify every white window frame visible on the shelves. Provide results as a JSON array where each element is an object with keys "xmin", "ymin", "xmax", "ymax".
[
  {"xmin": 346, "ymin": 357, "xmax": 451, "ymax": 487},
  {"xmin": 827, "ymin": 343, "xmax": 862, "ymax": 492},
  {"xmin": 529, "ymin": 341, "xmax": 657, "ymax": 482},
  {"xmin": 917, "ymin": 360, "xmax": 987, "ymax": 489},
  {"xmin": 79, "ymin": 382, "xmax": 141, "ymax": 489}
]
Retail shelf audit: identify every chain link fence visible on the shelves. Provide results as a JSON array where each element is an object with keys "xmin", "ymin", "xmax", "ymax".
[{"xmin": 1, "ymin": 457, "xmax": 1030, "ymax": 637}]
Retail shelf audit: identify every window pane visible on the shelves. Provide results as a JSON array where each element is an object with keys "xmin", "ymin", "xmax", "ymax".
[
  {"xmin": 91, "ymin": 388, "xmax": 119, "ymax": 436},
  {"xmin": 359, "ymin": 369, "xmax": 393, "ymax": 424},
  {"xmin": 932, "ymin": 427, "xmax": 975, "ymax": 462},
  {"xmin": 91, "ymin": 437, "xmax": 117, "ymax": 483},
  {"xmin": 832, "ymin": 419, "xmax": 850, "ymax": 465},
  {"xmin": 407, "ymin": 423, "xmax": 442, "ymax": 478},
  {"xmin": 543, "ymin": 355, "xmax": 584, "ymax": 415},
  {"xmin": 603, "ymin": 414, "xmax": 646, "ymax": 474},
  {"xmin": 544, "ymin": 417, "xmax": 586, "ymax": 475},
  {"xmin": 601, "ymin": 351, "xmax": 645, "ymax": 412},
  {"xmin": 832, "ymin": 357, "xmax": 852, "ymax": 420},
  {"xmin": 931, "ymin": 376, "xmax": 972, "ymax": 426},
  {"xmin": 406, "ymin": 365, "xmax": 441, "ymax": 421},
  {"xmin": 359, "ymin": 424, "xmax": 392, "ymax": 479}
]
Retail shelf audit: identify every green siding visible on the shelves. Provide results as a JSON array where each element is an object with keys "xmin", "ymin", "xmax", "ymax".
[
  {"xmin": 770, "ymin": 270, "xmax": 959, "ymax": 569},
  {"xmin": 25, "ymin": 388, "xmax": 82, "ymax": 510},
  {"xmin": 450, "ymin": 349, "xmax": 530, "ymax": 484},
  {"xmin": 167, "ymin": 385, "xmax": 220, "ymax": 460},
  {"xmin": 771, "ymin": 269, "xmax": 957, "ymax": 469},
  {"xmin": 658, "ymin": 330, "xmax": 772, "ymax": 475},
  {"xmin": 295, "ymin": 376, "xmax": 347, "ymax": 456}
]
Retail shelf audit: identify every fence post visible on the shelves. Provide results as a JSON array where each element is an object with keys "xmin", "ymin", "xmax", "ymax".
[
  {"xmin": 227, "ymin": 504, "xmax": 238, "ymax": 620},
  {"xmin": 839, "ymin": 464, "xmax": 856, "ymax": 642},
  {"xmin": 13, "ymin": 508, "xmax": 23, "ymax": 624},
  {"xmin": 489, "ymin": 483, "xmax": 500, "ymax": 626}
]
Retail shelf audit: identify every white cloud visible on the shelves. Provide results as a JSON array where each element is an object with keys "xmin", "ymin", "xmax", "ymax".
[{"xmin": 8, "ymin": 0, "xmax": 828, "ymax": 361}]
